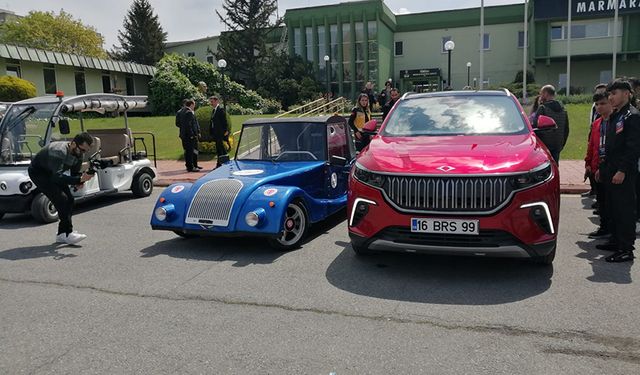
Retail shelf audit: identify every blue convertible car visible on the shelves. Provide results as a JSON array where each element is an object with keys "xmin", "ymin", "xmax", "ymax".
[{"xmin": 151, "ymin": 115, "xmax": 355, "ymax": 250}]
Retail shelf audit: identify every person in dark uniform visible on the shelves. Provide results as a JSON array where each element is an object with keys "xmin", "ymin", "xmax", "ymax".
[
  {"xmin": 209, "ymin": 95, "xmax": 229, "ymax": 168},
  {"xmin": 176, "ymin": 99, "xmax": 201, "ymax": 172},
  {"xmin": 533, "ymin": 85, "xmax": 570, "ymax": 163},
  {"xmin": 28, "ymin": 132, "xmax": 95, "ymax": 244},
  {"xmin": 595, "ymin": 80, "xmax": 640, "ymax": 262},
  {"xmin": 382, "ymin": 88, "xmax": 400, "ymax": 121}
]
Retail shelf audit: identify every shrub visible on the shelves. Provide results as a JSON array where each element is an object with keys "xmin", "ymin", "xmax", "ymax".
[
  {"xmin": 148, "ymin": 54, "xmax": 267, "ymax": 115},
  {"xmin": 556, "ymin": 94, "xmax": 593, "ymax": 105},
  {"xmin": 260, "ymin": 98, "xmax": 281, "ymax": 114},
  {"xmin": 198, "ymin": 133, "xmax": 236, "ymax": 155},
  {"xmin": 227, "ymin": 103, "xmax": 261, "ymax": 115},
  {"xmin": 0, "ymin": 76, "xmax": 37, "ymax": 102}
]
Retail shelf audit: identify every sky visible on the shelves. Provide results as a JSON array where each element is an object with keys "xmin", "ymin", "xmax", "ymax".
[{"xmin": 2, "ymin": 0, "xmax": 523, "ymax": 50}]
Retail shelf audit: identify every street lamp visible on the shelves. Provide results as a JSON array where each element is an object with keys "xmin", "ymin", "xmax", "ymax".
[
  {"xmin": 217, "ymin": 58, "xmax": 227, "ymax": 110},
  {"xmin": 444, "ymin": 40, "xmax": 455, "ymax": 89},
  {"xmin": 466, "ymin": 62, "xmax": 472, "ymax": 87},
  {"xmin": 323, "ymin": 55, "xmax": 330, "ymax": 101}
]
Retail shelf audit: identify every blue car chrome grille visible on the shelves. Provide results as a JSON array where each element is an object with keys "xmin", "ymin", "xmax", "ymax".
[
  {"xmin": 186, "ymin": 179, "xmax": 244, "ymax": 226},
  {"xmin": 383, "ymin": 176, "xmax": 513, "ymax": 213}
]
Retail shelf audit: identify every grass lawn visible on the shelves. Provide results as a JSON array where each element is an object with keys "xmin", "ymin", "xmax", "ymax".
[
  {"xmin": 71, "ymin": 114, "xmax": 275, "ymax": 160},
  {"xmin": 71, "ymin": 105, "xmax": 593, "ymax": 161}
]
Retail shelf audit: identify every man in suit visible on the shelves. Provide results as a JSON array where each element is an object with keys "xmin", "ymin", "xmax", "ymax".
[
  {"xmin": 176, "ymin": 99, "xmax": 201, "ymax": 172},
  {"xmin": 209, "ymin": 95, "xmax": 229, "ymax": 168}
]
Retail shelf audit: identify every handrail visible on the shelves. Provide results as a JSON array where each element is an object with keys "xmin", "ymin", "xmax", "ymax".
[
  {"xmin": 299, "ymin": 97, "xmax": 351, "ymax": 117},
  {"xmin": 275, "ymin": 97, "xmax": 327, "ymax": 118}
]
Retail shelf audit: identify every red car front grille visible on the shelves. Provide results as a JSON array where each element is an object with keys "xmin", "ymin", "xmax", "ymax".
[{"xmin": 383, "ymin": 175, "xmax": 514, "ymax": 213}]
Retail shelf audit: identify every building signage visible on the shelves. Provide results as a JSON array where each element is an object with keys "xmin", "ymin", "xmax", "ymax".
[
  {"xmin": 535, "ymin": 0, "xmax": 640, "ymax": 20},
  {"xmin": 400, "ymin": 68, "xmax": 441, "ymax": 79}
]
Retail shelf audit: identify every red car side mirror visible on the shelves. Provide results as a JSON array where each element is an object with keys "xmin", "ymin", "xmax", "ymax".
[
  {"xmin": 363, "ymin": 119, "xmax": 377, "ymax": 133},
  {"xmin": 536, "ymin": 115, "xmax": 557, "ymax": 130}
]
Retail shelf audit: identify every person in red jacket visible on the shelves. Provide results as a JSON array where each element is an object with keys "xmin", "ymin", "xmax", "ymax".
[{"xmin": 585, "ymin": 92, "xmax": 613, "ymax": 239}]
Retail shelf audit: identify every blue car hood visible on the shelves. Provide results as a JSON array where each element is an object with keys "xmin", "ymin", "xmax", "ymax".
[{"xmin": 189, "ymin": 160, "xmax": 325, "ymax": 192}]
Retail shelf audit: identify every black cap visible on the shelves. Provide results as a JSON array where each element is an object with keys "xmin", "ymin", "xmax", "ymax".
[{"xmin": 607, "ymin": 79, "xmax": 633, "ymax": 93}]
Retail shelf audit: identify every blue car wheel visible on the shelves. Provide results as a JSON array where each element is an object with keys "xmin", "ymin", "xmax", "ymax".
[{"xmin": 269, "ymin": 201, "xmax": 308, "ymax": 251}]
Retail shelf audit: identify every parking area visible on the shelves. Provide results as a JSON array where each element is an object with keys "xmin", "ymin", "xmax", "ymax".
[{"xmin": 1, "ymin": 191, "xmax": 639, "ymax": 374}]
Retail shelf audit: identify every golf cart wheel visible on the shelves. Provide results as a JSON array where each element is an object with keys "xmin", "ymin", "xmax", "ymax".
[
  {"xmin": 31, "ymin": 193, "xmax": 58, "ymax": 223},
  {"xmin": 132, "ymin": 172, "xmax": 153, "ymax": 197},
  {"xmin": 268, "ymin": 200, "xmax": 309, "ymax": 251}
]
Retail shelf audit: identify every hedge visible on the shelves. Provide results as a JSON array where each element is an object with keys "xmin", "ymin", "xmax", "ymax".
[{"xmin": 0, "ymin": 76, "xmax": 36, "ymax": 102}]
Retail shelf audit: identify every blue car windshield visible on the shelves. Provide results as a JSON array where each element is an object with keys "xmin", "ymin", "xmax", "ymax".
[
  {"xmin": 382, "ymin": 95, "xmax": 528, "ymax": 136},
  {"xmin": 236, "ymin": 122, "xmax": 326, "ymax": 162}
]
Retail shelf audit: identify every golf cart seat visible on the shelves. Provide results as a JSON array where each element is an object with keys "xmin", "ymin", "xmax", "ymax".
[
  {"xmin": 80, "ymin": 136, "xmax": 101, "ymax": 172},
  {"xmin": 87, "ymin": 128, "xmax": 131, "ymax": 165}
]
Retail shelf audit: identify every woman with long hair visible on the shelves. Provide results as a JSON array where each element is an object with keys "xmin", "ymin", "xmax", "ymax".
[{"xmin": 349, "ymin": 93, "xmax": 372, "ymax": 151}]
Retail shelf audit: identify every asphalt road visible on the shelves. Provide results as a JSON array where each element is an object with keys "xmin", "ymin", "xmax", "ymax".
[{"xmin": 1, "ymin": 191, "xmax": 639, "ymax": 374}]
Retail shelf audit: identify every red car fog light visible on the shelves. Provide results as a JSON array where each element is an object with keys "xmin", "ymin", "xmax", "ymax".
[
  {"xmin": 521, "ymin": 202, "xmax": 554, "ymax": 235},
  {"xmin": 349, "ymin": 198, "xmax": 377, "ymax": 227}
]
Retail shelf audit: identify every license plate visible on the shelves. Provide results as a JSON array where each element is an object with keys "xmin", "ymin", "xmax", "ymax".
[{"xmin": 411, "ymin": 218, "xmax": 479, "ymax": 235}]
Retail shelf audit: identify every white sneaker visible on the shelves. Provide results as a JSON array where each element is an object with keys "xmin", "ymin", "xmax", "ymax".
[{"xmin": 55, "ymin": 232, "xmax": 87, "ymax": 245}]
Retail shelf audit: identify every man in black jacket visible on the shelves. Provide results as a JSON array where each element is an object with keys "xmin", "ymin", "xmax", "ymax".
[
  {"xmin": 28, "ymin": 132, "xmax": 94, "ymax": 244},
  {"xmin": 176, "ymin": 99, "xmax": 201, "ymax": 172},
  {"xmin": 595, "ymin": 80, "xmax": 640, "ymax": 262},
  {"xmin": 209, "ymin": 95, "xmax": 229, "ymax": 168},
  {"xmin": 534, "ymin": 85, "xmax": 570, "ymax": 163},
  {"xmin": 382, "ymin": 88, "xmax": 400, "ymax": 120}
]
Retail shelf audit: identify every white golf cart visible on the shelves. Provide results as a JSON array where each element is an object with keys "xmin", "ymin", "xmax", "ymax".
[{"xmin": 0, "ymin": 93, "xmax": 157, "ymax": 222}]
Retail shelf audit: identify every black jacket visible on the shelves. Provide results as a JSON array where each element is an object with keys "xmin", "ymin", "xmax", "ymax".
[
  {"xmin": 535, "ymin": 99, "xmax": 570, "ymax": 151},
  {"xmin": 176, "ymin": 107, "xmax": 200, "ymax": 140},
  {"xmin": 382, "ymin": 98, "xmax": 398, "ymax": 120},
  {"xmin": 210, "ymin": 105, "xmax": 228, "ymax": 141},
  {"xmin": 603, "ymin": 102, "xmax": 640, "ymax": 175}
]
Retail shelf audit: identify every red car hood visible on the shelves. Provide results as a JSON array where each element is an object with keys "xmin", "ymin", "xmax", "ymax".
[{"xmin": 357, "ymin": 133, "xmax": 550, "ymax": 175}]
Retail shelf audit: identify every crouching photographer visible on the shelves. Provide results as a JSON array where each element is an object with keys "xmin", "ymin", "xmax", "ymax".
[{"xmin": 28, "ymin": 132, "xmax": 95, "ymax": 245}]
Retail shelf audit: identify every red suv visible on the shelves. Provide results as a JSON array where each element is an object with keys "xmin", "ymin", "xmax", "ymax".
[{"xmin": 347, "ymin": 90, "xmax": 560, "ymax": 264}]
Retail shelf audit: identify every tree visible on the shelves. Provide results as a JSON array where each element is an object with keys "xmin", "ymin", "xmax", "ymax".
[
  {"xmin": 113, "ymin": 0, "xmax": 167, "ymax": 65},
  {"xmin": 0, "ymin": 10, "xmax": 106, "ymax": 57},
  {"xmin": 215, "ymin": 0, "xmax": 280, "ymax": 88},
  {"xmin": 255, "ymin": 50, "xmax": 322, "ymax": 109}
]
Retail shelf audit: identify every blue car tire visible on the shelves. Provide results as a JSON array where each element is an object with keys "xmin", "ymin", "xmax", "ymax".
[{"xmin": 269, "ymin": 200, "xmax": 309, "ymax": 251}]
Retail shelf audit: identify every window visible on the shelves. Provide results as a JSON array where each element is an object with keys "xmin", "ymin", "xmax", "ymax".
[
  {"xmin": 551, "ymin": 26, "xmax": 563, "ymax": 40},
  {"xmin": 206, "ymin": 55, "xmax": 214, "ymax": 64},
  {"xmin": 187, "ymin": 52, "xmax": 195, "ymax": 57},
  {"xmin": 600, "ymin": 70, "xmax": 612, "ymax": 85},
  {"xmin": 75, "ymin": 71, "xmax": 86, "ymax": 95},
  {"xmin": 102, "ymin": 75, "xmax": 112, "ymax": 93},
  {"xmin": 6, "ymin": 64, "xmax": 20, "ymax": 78},
  {"xmin": 293, "ymin": 28, "xmax": 302, "ymax": 56},
  {"xmin": 441, "ymin": 36, "xmax": 452, "ymax": 53},
  {"xmin": 126, "ymin": 76, "xmax": 135, "ymax": 95},
  {"xmin": 518, "ymin": 31, "xmax": 528, "ymax": 48},
  {"xmin": 305, "ymin": 27, "xmax": 313, "ymax": 61},
  {"xmin": 558, "ymin": 73, "xmax": 567, "ymax": 90},
  {"xmin": 43, "ymin": 65, "xmax": 57, "ymax": 94},
  {"xmin": 482, "ymin": 33, "xmax": 490, "ymax": 50},
  {"xmin": 395, "ymin": 41, "xmax": 403, "ymax": 56},
  {"xmin": 551, "ymin": 21, "xmax": 617, "ymax": 41}
]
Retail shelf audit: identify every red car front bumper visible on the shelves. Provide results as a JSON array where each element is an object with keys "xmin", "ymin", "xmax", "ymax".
[{"xmin": 347, "ymin": 175, "xmax": 559, "ymax": 258}]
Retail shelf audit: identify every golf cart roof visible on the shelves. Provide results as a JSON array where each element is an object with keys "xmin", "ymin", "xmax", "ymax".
[{"xmin": 13, "ymin": 93, "xmax": 148, "ymax": 113}]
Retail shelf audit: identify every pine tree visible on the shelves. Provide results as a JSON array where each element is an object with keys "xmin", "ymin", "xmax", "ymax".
[
  {"xmin": 112, "ymin": 0, "xmax": 167, "ymax": 65},
  {"xmin": 215, "ymin": 0, "xmax": 280, "ymax": 88}
]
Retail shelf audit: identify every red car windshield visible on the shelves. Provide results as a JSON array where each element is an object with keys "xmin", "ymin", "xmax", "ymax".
[{"xmin": 382, "ymin": 95, "xmax": 528, "ymax": 136}]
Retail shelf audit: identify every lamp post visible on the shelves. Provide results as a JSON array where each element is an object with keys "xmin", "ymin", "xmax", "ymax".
[
  {"xmin": 466, "ymin": 62, "xmax": 472, "ymax": 87},
  {"xmin": 217, "ymin": 58, "xmax": 227, "ymax": 110},
  {"xmin": 323, "ymin": 55, "xmax": 330, "ymax": 101},
  {"xmin": 444, "ymin": 40, "xmax": 455, "ymax": 89}
]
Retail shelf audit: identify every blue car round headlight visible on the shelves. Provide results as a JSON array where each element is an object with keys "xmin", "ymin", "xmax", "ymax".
[
  {"xmin": 154, "ymin": 204, "xmax": 175, "ymax": 221},
  {"xmin": 245, "ymin": 208, "xmax": 266, "ymax": 227}
]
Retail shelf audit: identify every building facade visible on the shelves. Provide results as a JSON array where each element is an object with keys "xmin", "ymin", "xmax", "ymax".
[
  {"xmin": 166, "ymin": 0, "xmax": 640, "ymax": 99},
  {"xmin": 0, "ymin": 44, "xmax": 155, "ymax": 98}
]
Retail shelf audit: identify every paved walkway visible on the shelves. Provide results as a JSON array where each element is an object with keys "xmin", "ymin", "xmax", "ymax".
[{"xmin": 153, "ymin": 159, "xmax": 589, "ymax": 194}]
